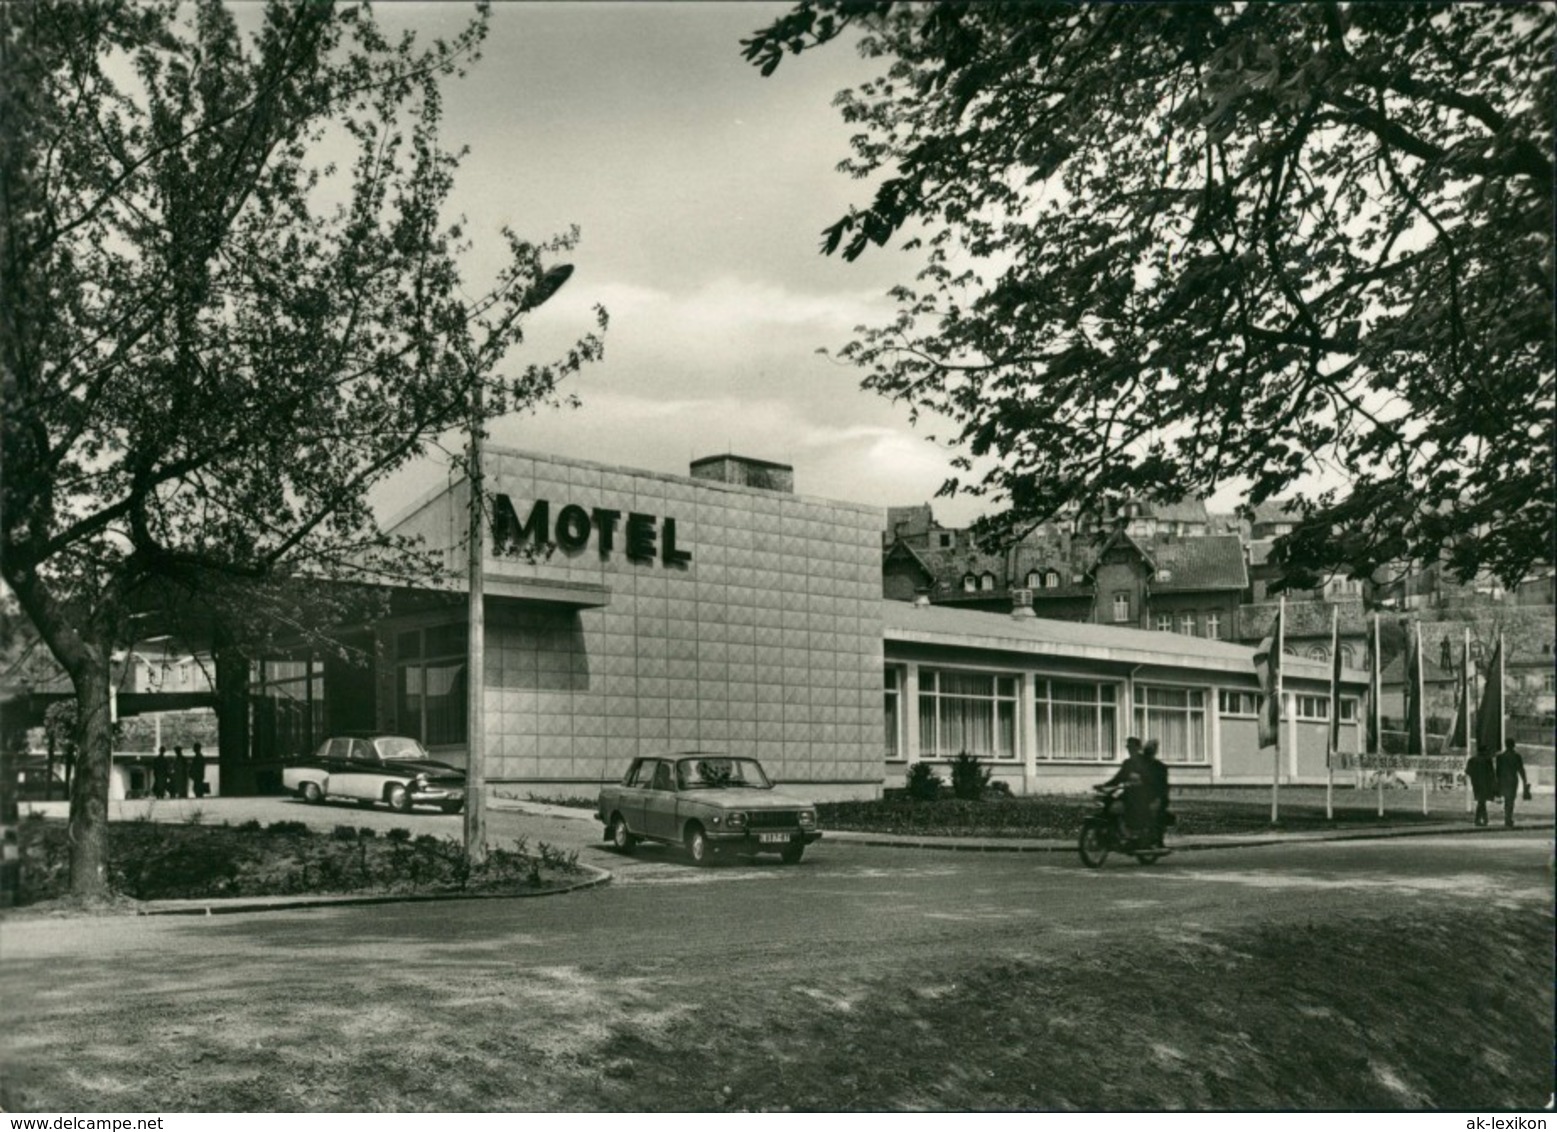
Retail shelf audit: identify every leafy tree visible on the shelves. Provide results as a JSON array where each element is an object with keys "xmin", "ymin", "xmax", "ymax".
[
  {"xmin": 745, "ymin": 2, "xmax": 1553, "ymax": 587},
  {"xmin": 1, "ymin": 1, "xmax": 606, "ymax": 895}
]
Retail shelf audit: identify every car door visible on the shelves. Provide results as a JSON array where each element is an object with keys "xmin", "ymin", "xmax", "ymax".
[
  {"xmin": 331, "ymin": 738, "xmax": 381, "ymax": 802},
  {"xmin": 614, "ymin": 759, "xmax": 652, "ymax": 836},
  {"xmin": 641, "ymin": 759, "xmax": 680, "ymax": 842}
]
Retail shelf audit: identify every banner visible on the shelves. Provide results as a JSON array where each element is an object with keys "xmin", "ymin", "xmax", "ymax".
[
  {"xmin": 1404, "ymin": 621, "xmax": 1426, "ymax": 756},
  {"xmin": 1253, "ymin": 604, "xmax": 1283, "ymax": 749},
  {"xmin": 1474, "ymin": 633, "xmax": 1504, "ymax": 754},
  {"xmin": 1326, "ymin": 605, "xmax": 1343, "ymax": 765},
  {"xmin": 1447, "ymin": 631, "xmax": 1469, "ymax": 751},
  {"xmin": 1363, "ymin": 614, "xmax": 1381, "ymax": 755}
]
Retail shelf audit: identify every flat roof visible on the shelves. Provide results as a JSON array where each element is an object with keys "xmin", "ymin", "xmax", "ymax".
[{"xmin": 882, "ymin": 600, "xmax": 1357, "ymax": 683}]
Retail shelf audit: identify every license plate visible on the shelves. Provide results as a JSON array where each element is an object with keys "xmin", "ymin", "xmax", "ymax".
[{"xmin": 758, "ymin": 832, "xmax": 791, "ymax": 844}]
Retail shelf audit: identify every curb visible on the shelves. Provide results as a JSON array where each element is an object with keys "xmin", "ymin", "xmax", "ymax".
[
  {"xmin": 824, "ymin": 821, "xmax": 1556, "ymax": 855},
  {"xmin": 131, "ymin": 864, "xmax": 613, "ymax": 917}
]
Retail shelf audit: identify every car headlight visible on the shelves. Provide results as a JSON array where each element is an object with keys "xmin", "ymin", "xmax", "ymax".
[
  {"xmin": 797, "ymin": 810, "xmax": 816, "ymax": 828},
  {"xmin": 726, "ymin": 811, "xmax": 747, "ymax": 831},
  {"xmin": 413, "ymin": 773, "xmax": 428, "ymax": 789}
]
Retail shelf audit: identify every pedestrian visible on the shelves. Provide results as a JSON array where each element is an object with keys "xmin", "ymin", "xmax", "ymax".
[
  {"xmin": 1464, "ymin": 743, "xmax": 1498, "ymax": 826},
  {"xmin": 190, "ymin": 742, "xmax": 208, "ymax": 798},
  {"xmin": 151, "ymin": 746, "xmax": 169, "ymax": 800},
  {"xmin": 1495, "ymin": 739, "xmax": 1531, "ymax": 828},
  {"xmin": 173, "ymin": 745, "xmax": 189, "ymax": 799}
]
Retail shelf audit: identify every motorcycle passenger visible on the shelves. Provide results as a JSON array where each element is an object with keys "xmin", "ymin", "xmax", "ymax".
[
  {"xmin": 1099, "ymin": 736, "xmax": 1156, "ymax": 846},
  {"xmin": 1141, "ymin": 738, "xmax": 1170, "ymax": 848}
]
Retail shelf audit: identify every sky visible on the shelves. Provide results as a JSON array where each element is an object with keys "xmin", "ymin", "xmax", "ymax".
[{"xmin": 360, "ymin": 0, "xmax": 994, "ymax": 526}]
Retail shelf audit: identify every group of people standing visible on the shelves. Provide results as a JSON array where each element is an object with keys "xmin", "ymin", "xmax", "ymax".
[
  {"xmin": 150, "ymin": 742, "xmax": 207, "ymax": 800},
  {"xmin": 1464, "ymin": 739, "xmax": 1531, "ymax": 828}
]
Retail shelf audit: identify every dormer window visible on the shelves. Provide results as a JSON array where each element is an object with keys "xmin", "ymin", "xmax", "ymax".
[
  {"xmin": 980, "ymin": 572, "xmax": 995, "ymax": 591},
  {"xmin": 1156, "ymin": 569, "xmax": 1173, "ymax": 583},
  {"xmin": 963, "ymin": 574, "xmax": 977, "ymax": 593},
  {"xmin": 1026, "ymin": 570, "xmax": 1041, "ymax": 589},
  {"xmin": 1045, "ymin": 570, "xmax": 1060, "ymax": 588}
]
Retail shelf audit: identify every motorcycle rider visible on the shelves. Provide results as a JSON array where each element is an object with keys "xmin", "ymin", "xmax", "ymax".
[{"xmin": 1099, "ymin": 736, "xmax": 1156, "ymax": 847}]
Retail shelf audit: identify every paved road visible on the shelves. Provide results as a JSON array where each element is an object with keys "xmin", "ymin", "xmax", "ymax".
[{"xmin": 3, "ymin": 811, "xmax": 1550, "ymax": 1111}]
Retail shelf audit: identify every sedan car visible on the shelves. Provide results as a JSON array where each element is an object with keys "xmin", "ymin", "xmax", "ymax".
[
  {"xmin": 596, "ymin": 752, "xmax": 821, "ymax": 865},
  {"xmin": 282, "ymin": 734, "xmax": 466, "ymax": 814}
]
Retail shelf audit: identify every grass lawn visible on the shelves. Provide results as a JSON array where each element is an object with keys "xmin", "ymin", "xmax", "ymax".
[
  {"xmin": 8, "ymin": 815, "xmax": 587, "ymax": 910},
  {"xmin": 2, "ymin": 901, "xmax": 1548, "ymax": 1111},
  {"xmin": 588, "ymin": 905, "xmax": 1553, "ymax": 1111}
]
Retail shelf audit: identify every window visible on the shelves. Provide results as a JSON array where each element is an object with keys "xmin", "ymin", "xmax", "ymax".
[
  {"xmin": 1034, "ymin": 679, "xmax": 1119, "ymax": 761},
  {"xmin": 963, "ymin": 574, "xmax": 976, "ymax": 593},
  {"xmin": 918, "ymin": 669, "xmax": 1019, "ymax": 760},
  {"xmin": 1218, "ymin": 690, "xmax": 1262, "ymax": 716},
  {"xmin": 1112, "ymin": 593, "xmax": 1130, "ymax": 622},
  {"xmin": 884, "ymin": 668, "xmax": 903, "ymax": 760},
  {"xmin": 937, "ymin": 532, "xmax": 954, "ymax": 549},
  {"xmin": 396, "ymin": 624, "xmax": 468, "ymax": 746},
  {"xmin": 980, "ymin": 572, "xmax": 996, "ymax": 591},
  {"xmin": 1046, "ymin": 570, "xmax": 1060, "ymax": 588},
  {"xmin": 1341, "ymin": 644, "xmax": 1356, "ymax": 668},
  {"xmin": 1205, "ymin": 613, "xmax": 1221, "ymax": 640},
  {"xmin": 1295, "ymin": 694, "xmax": 1330, "ymax": 721},
  {"xmin": 1340, "ymin": 697, "xmax": 1358, "ymax": 722},
  {"xmin": 1157, "ymin": 613, "xmax": 1173, "ymax": 632},
  {"xmin": 1133, "ymin": 685, "xmax": 1208, "ymax": 763},
  {"xmin": 1306, "ymin": 645, "xmax": 1328, "ymax": 661},
  {"xmin": 1026, "ymin": 571, "xmax": 1041, "ymax": 589},
  {"xmin": 1179, "ymin": 613, "xmax": 1196, "ymax": 636},
  {"xmin": 1543, "ymin": 672, "xmax": 1556, "ymax": 693}
]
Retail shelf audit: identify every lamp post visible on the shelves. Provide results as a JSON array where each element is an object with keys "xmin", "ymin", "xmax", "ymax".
[{"xmin": 464, "ymin": 263, "xmax": 574, "ymax": 865}]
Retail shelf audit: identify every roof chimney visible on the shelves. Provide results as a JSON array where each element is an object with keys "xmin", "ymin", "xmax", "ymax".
[
  {"xmin": 1010, "ymin": 588, "xmax": 1036, "ymax": 619},
  {"xmin": 690, "ymin": 454, "xmax": 794, "ymax": 493}
]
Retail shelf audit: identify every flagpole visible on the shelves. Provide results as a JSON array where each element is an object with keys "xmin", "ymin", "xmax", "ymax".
[
  {"xmin": 1326, "ymin": 605, "xmax": 1339, "ymax": 821},
  {"xmin": 1375, "ymin": 614, "xmax": 1384, "ymax": 817},
  {"xmin": 1271, "ymin": 595, "xmax": 1285, "ymax": 824},
  {"xmin": 1464, "ymin": 627, "xmax": 1474, "ymax": 814}
]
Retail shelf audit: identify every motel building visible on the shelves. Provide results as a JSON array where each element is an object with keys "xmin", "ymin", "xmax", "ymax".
[{"xmin": 238, "ymin": 448, "xmax": 1367, "ymax": 798}]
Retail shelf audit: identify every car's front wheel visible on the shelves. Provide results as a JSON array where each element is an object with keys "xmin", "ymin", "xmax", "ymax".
[
  {"xmin": 610, "ymin": 815, "xmax": 637, "ymax": 853},
  {"xmin": 386, "ymin": 784, "xmax": 412, "ymax": 813},
  {"xmin": 299, "ymin": 781, "xmax": 323, "ymax": 804},
  {"xmin": 685, "ymin": 824, "xmax": 713, "ymax": 866}
]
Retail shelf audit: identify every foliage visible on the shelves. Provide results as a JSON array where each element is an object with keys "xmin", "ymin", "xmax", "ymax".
[
  {"xmin": 12, "ymin": 818, "xmax": 587, "ymax": 905},
  {"xmin": 0, "ymin": 1, "xmax": 606, "ymax": 894},
  {"xmin": 744, "ymin": 2, "xmax": 1554, "ymax": 588},
  {"xmin": 904, "ymin": 760, "xmax": 943, "ymax": 801},
  {"xmin": 948, "ymin": 750, "xmax": 991, "ymax": 800}
]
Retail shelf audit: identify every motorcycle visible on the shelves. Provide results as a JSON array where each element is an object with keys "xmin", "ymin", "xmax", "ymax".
[{"xmin": 1077, "ymin": 783, "xmax": 1172, "ymax": 868}]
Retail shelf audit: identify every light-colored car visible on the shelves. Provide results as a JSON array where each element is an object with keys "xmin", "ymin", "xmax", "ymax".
[
  {"xmin": 282, "ymin": 734, "xmax": 465, "ymax": 814},
  {"xmin": 595, "ymin": 752, "xmax": 822, "ymax": 865}
]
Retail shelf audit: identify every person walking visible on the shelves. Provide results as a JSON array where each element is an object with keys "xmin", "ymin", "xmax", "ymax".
[
  {"xmin": 1464, "ymin": 743, "xmax": 1499, "ymax": 827},
  {"xmin": 1495, "ymin": 739, "xmax": 1530, "ymax": 828},
  {"xmin": 151, "ymin": 747, "xmax": 169, "ymax": 800},
  {"xmin": 190, "ymin": 742, "xmax": 208, "ymax": 799},
  {"xmin": 172, "ymin": 745, "xmax": 189, "ymax": 799}
]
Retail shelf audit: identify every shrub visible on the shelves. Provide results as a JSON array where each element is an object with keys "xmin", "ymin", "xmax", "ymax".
[
  {"xmin": 906, "ymin": 761, "xmax": 943, "ymax": 801},
  {"xmin": 949, "ymin": 752, "xmax": 993, "ymax": 801},
  {"xmin": 331, "ymin": 825, "xmax": 358, "ymax": 841},
  {"xmin": 237, "ymin": 819, "xmax": 262, "ymax": 832},
  {"xmin": 385, "ymin": 827, "xmax": 412, "ymax": 843},
  {"xmin": 357, "ymin": 827, "xmax": 377, "ymax": 839},
  {"xmin": 265, "ymin": 820, "xmax": 309, "ymax": 836}
]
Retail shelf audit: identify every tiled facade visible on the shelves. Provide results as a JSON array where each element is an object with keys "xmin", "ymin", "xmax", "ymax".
[{"xmin": 386, "ymin": 447, "xmax": 884, "ymax": 797}]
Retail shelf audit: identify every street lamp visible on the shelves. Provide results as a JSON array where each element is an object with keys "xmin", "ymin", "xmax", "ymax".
[{"xmin": 464, "ymin": 263, "xmax": 574, "ymax": 865}]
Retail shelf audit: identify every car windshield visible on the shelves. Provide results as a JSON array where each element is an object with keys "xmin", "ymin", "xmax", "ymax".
[
  {"xmin": 676, "ymin": 757, "xmax": 771, "ymax": 790},
  {"xmin": 375, "ymin": 737, "xmax": 430, "ymax": 761}
]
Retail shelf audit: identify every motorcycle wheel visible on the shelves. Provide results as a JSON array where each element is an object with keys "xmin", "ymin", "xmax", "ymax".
[{"xmin": 1078, "ymin": 821, "xmax": 1111, "ymax": 868}]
